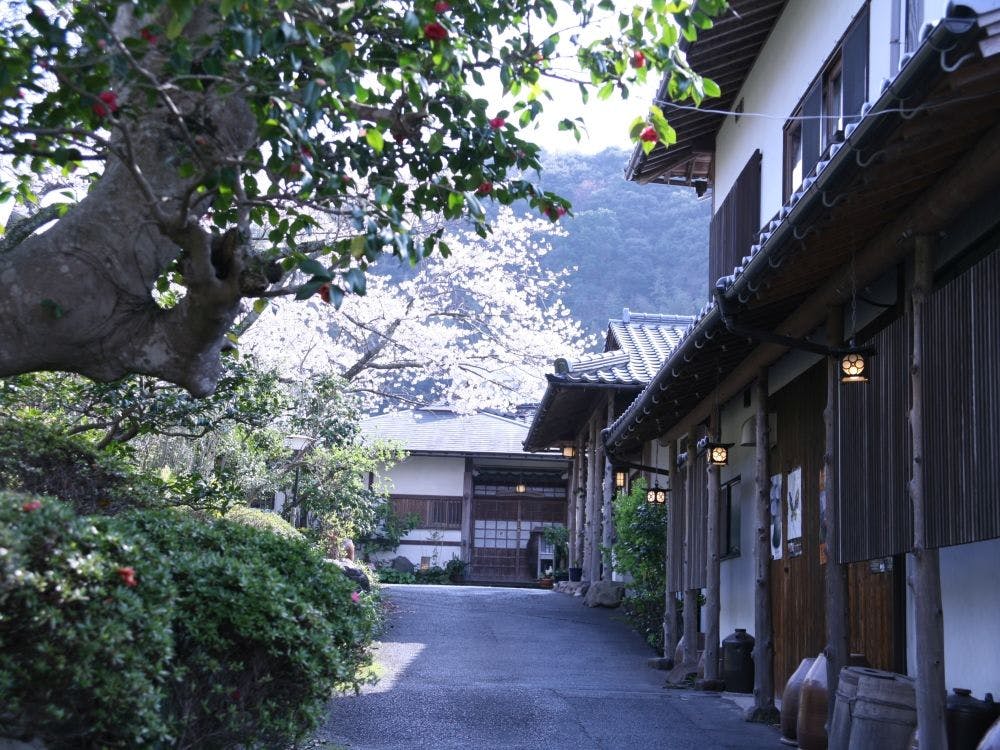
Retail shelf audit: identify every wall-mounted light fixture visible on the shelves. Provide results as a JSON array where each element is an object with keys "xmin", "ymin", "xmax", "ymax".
[
  {"xmin": 707, "ymin": 442, "xmax": 733, "ymax": 468},
  {"xmin": 614, "ymin": 469, "xmax": 627, "ymax": 491},
  {"xmin": 515, "ymin": 480, "xmax": 527, "ymax": 494},
  {"xmin": 561, "ymin": 445, "xmax": 576, "ymax": 458}
]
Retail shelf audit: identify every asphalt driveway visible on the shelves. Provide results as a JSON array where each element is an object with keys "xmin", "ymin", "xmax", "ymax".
[{"xmin": 317, "ymin": 584, "xmax": 779, "ymax": 750}]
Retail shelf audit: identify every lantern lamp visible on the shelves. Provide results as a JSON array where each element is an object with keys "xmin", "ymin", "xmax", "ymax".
[
  {"xmin": 561, "ymin": 445, "xmax": 576, "ymax": 458},
  {"xmin": 707, "ymin": 442, "xmax": 733, "ymax": 468},
  {"xmin": 614, "ymin": 469, "xmax": 627, "ymax": 490},
  {"xmin": 515, "ymin": 480, "xmax": 527, "ymax": 494},
  {"xmin": 646, "ymin": 485, "xmax": 667, "ymax": 504},
  {"xmin": 840, "ymin": 351, "xmax": 868, "ymax": 383}
]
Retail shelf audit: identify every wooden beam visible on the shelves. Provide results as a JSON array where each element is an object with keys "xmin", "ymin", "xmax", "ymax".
[
  {"xmin": 566, "ymin": 450, "xmax": 578, "ymax": 570},
  {"xmin": 587, "ymin": 413, "xmax": 603, "ymax": 583},
  {"xmin": 661, "ymin": 118, "xmax": 1000, "ymax": 444},
  {"xmin": 461, "ymin": 458, "xmax": 474, "ymax": 564},
  {"xmin": 699, "ymin": 406, "xmax": 724, "ymax": 690},
  {"xmin": 574, "ymin": 435, "xmax": 585, "ymax": 566},
  {"xmin": 582, "ymin": 417, "xmax": 596, "ymax": 582},
  {"xmin": 747, "ymin": 368, "xmax": 779, "ymax": 722},
  {"xmin": 601, "ymin": 395, "xmax": 615, "ymax": 580},
  {"xmin": 664, "ymin": 438, "xmax": 679, "ymax": 663},
  {"xmin": 824, "ymin": 306, "xmax": 850, "ymax": 724},
  {"xmin": 910, "ymin": 236, "xmax": 947, "ymax": 750}
]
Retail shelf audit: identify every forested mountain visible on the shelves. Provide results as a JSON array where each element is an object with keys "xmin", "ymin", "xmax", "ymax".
[{"xmin": 532, "ymin": 148, "xmax": 711, "ymax": 338}]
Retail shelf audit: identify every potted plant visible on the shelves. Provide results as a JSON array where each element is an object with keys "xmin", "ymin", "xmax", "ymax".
[
  {"xmin": 538, "ymin": 566, "xmax": 555, "ymax": 589},
  {"xmin": 542, "ymin": 525, "xmax": 580, "ymax": 580}
]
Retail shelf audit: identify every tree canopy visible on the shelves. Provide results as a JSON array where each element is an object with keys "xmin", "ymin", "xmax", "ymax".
[{"xmin": 0, "ymin": 0, "xmax": 725, "ymax": 395}]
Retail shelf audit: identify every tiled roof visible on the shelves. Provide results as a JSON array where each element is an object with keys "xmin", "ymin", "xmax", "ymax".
[
  {"xmin": 549, "ymin": 309, "xmax": 693, "ymax": 387},
  {"xmin": 361, "ymin": 407, "xmax": 540, "ymax": 455}
]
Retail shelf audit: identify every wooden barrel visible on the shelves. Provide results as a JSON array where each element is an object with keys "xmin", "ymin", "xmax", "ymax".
[
  {"xmin": 848, "ymin": 671, "xmax": 916, "ymax": 750},
  {"xmin": 829, "ymin": 668, "xmax": 900, "ymax": 750},
  {"xmin": 798, "ymin": 653, "xmax": 829, "ymax": 750},
  {"xmin": 782, "ymin": 657, "xmax": 817, "ymax": 744}
]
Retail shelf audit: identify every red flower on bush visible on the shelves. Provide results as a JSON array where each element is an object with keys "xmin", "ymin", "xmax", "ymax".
[
  {"xmin": 631, "ymin": 50, "xmax": 646, "ymax": 69},
  {"xmin": 139, "ymin": 27, "xmax": 158, "ymax": 44},
  {"xmin": 476, "ymin": 181, "xmax": 493, "ymax": 195},
  {"xmin": 639, "ymin": 125, "xmax": 658, "ymax": 142},
  {"xmin": 21, "ymin": 500, "xmax": 42, "ymax": 512},
  {"xmin": 116, "ymin": 566, "xmax": 138, "ymax": 587},
  {"xmin": 318, "ymin": 284, "xmax": 331, "ymax": 304},
  {"xmin": 434, "ymin": 1, "xmax": 450, "ymax": 12},
  {"xmin": 351, "ymin": 591, "xmax": 361, "ymax": 603},
  {"xmin": 424, "ymin": 22, "xmax": 448, "ymax": 40},
  {"xmin": 488, "ymin": 116, "xmax": 505, "ymax": 129},
  {"xmin": 92, "ymin": 90, "xmax": 118, "ymax": 118}
]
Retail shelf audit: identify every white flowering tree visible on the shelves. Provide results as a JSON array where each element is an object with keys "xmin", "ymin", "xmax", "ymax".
[{"xmin": 243, "ymin": 208, "xmax": 589, "ymax": 411}]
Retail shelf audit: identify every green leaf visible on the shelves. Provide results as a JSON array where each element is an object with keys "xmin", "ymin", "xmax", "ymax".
[
  {"xmin": 703, "ymin": 77, "xmax": 721, "ymax": 98},
  {"xmin": 294, "ymin": 278, "xmax": 328, "ymax": 300},
  {"xmin": 297, "ymin": 258, "xmax": 332, "ymax": 280},
  {"xmin": 365, "ymin": 129, "xmax": 384, "ymax": 153},
  {"xmin": 252, "ymin": 298, "xmax": 269, "ymax": 314}
]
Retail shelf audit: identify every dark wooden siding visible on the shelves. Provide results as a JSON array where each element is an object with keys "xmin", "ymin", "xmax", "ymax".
[
  {"xmin": 924, "ymin": 248, "xmax": 1000, "ymax": 547},
  {"xmin": 769, "ymin": 364, "xmax": 828, "ymax": 693},
  {"xmin": 847, "ymin": 560, "xmax": 899, "ymax": 673},
  {"xmin": 836, "ymin": 314, "xmax": 912, "ymax": 563},
  {"xmin": 392, "ymin": 495, "xmax": 463, "ymax": 529},
  {"xmin": 683, "ymin": 447, "xmax": 709, "ymax": 590},
  {"xmin": 708, "ymin": 150, "xmax": 762, "ymax": 297}
]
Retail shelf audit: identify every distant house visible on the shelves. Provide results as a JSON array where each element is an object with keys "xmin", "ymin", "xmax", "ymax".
[
  {"xmin": 602, "ymin": 0, "xmax": 1000, "ymax": 732},
  {"xmin": 360, "ymin": 406, "xmax": 569, "ymax": 583},
  {"xmin": 524, "ymin": 309, "xmax": 693, "ymax": 584}
]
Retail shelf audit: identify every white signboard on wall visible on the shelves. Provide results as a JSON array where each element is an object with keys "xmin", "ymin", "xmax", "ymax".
[{"xmin": 770, "ymin": 474, "xmax": 783, "ymax": 560}]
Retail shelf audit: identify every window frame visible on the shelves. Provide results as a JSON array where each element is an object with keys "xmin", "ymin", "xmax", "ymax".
[{"xmin": 720, "ymin": 476, "xmax": 742, "ymax": 560}]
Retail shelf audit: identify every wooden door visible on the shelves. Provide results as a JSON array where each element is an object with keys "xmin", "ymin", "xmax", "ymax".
[{"xmin": 470, "ymin": 496, "xmax": 564, "ymax": 582}]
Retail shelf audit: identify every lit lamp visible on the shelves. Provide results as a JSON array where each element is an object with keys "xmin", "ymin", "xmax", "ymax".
[
  {"xmin": 561, "ymin": 445, "xmax": 576, "ymax": 458},
  {"xmin": 515, "ymin": 480, "xmax": 527, "ymax": 494},
  {"xmin": 614, "ymin": 469, "xmax": 627, "ymax": 491},
  {"xmin": 840, "ymin": 351, "xmax": 868, "ymax": 383},
  {"xmin": 707, "ymin": 442, "xmax": 732, "ymax": 468},
  {"xmin": 646, "ymin": 485, "xmax": 667, "ymax": 504}
]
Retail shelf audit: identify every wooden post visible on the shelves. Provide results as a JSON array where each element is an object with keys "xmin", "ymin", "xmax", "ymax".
[
  {"xmin": 825, "ymin": 305, "xmax": 850, "ymax": 722},
  {"xmin": 461, "ymin": 458, "xmax": 474, "ymax": 564},
  {"xmin": 910, "ymin": 236, "xmax": 947, "ymax": 750},
  {"xmin": 582, "ymin": 422, "xmax": 595, "ymax": 582},
  {"xmin": 566, "ymin": 449, "xmax": 578, "ymax": 570},
  {"xmin": 682, "ymin": 426, "xmax": 700, "ymax": 669},
  {"xmin": 574, "ymin": 437, "xmax": 585, "ymax": 566},
  {"xmin": 601, "ymin": 396, "xmax": 615, "ymax": 579},
  {"xmin": 747, "ymin": 369, "xmax": 779, "ymax": 722},
  {"xmin": 664, "ymin": 439, "xmax": 679, "ymax": 662},
  {"xmin": 699, "ymin": 406, "xmax": 724, "ymax": 690},
  {"xmin": 587, "ymin": 414, "xmax": 603, "ymax": 583}
]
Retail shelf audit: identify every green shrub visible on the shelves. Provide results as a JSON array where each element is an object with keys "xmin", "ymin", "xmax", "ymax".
[
  {"xmin": 0, "ymin": 492, "xmax": 378, "ymax": 748},
  {"xmin": 444, "ymin": 557, "xmax": 467, "ymax": 583},
  {"xmin": 414, "ymin": 565, "xmax": 448, "ymax": 584},
  {"xmin": 223, "ymin": 504, "xmax": 303, "ymax": 540},
  {"xmin": 377, "ymin": 568, "xmax": 416, "ymax": 584}
]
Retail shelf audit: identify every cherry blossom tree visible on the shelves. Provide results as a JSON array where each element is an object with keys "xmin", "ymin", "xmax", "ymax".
[{"xmin": 243, "ymin": 208, "xmax": 590, "ymax": 411}]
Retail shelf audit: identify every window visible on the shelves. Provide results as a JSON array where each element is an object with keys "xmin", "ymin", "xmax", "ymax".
[
  {"xmin": 783, "ymin": 6, "xmax": 869, "ymax": 199},
  {"xmin": 391, "ymin": 496, "xmax": 462, "ymax": 529},
  {"xmin": 721, "ymin": 478, "xmax": 741, "ymax": 559}
]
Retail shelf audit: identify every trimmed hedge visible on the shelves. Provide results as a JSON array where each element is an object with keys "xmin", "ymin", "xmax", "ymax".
[{"xmin": 0, "ymin": 492, "xmax": 378, "ymax": 748}]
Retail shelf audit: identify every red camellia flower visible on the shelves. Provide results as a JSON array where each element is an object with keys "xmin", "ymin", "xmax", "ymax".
[
  {"xmin": 139, "ymin": 27, "xmax": 158, "ymax": 44},
  {"xmin": 424, "ymin": 22, "xmax": 448, "ymax": 40},
  {"xmin": 476, "ymin": 181, "xmax": 493, "ymax": 195},
  {"xmin": 92, "ymin": 90, "xmax": 118, "ymax": 118},
  {"xmin": 318, "ymin": 284, "xmax": 331, "ymax": 304},
  {"xmin": 631, "ymin": 50, "xmax": 646, "ymax": 69},
  {"xmin": 488, "ymin": 116, "xmax": 505, "ymax": 129},
  {"xmin": 639, "ymin": 125, "xmax": 658, "ymax": 142},
  {"xmin": 434, "ymin": 1, "xmax": 450, "ymax": 12},
  {"xmin": 351, "ymin": 591, "xmax": 361, "ymax": 603},
  {"xmin": 288, "ymin": 161, "xmax": 303, "ymax": 177},
  {"xmin": 21, "ymin": 500, "xmax": 42, "ymax": 512},
  {"xmin": 116, "ymin": 566, "xmax": 138, "ymax": 587}
]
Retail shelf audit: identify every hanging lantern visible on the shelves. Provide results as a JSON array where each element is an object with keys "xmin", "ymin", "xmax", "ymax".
[
  {"xmin": 614, "ymin": 469, "xmax": 627, "ymax": 490},
  {"xmin": 515, "ymin": 480, "xmax": 527, "ymax": 494},
  {"xmin": 840, "ymin": 351, "xmax": 868, "ymax": 383},
  {"xmin": 707, "ymin": 442, "xmax": 733, "ymax": 467},
  {"xmin": 561, "ymin": 445, "xmax": 576, "ymax": 458},
  {"xmin": 646, "ymin": 485, "xmax": 667, "ymax": 504}
]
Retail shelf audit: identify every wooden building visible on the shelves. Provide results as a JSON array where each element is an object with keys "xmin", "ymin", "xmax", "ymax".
[{"xmin": 603, "ymin": 0, "xmax": 1000, "ymax": 740}]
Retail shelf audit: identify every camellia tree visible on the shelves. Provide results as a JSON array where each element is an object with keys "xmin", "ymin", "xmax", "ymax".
[
  {"xmin": 0, "ymin": 0, "xmax": 725, "ymax": 396},
  {"xmin": 242, "ymin": 207, "xmax": 590, "ymax": 411}
]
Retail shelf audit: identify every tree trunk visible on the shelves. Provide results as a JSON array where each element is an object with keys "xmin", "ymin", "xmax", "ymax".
[
  {"xmin": 664, "ymin": 439, "xmax": 679, "ymax": 662},
  {"xmin": 910, "ymin": 236, "xmax": 947, "ymax": 750},
  {"xmin": 825, "ymin": 306, "xmax": 850, "ymax": 723},
  {"xmin": 601, "ymin": 396, "xmax": 615, "ymax": 579},
  {"xmin": 747, "ymin": 369, "xmax": 779, "ymax": 722},
  {"xmin": 574, "ymin": 437, "xmax": 586, "ymax": 566},
  {"xmin": 700, "ymin": 408, "xmax": 723, "ymax": 689},
  {"xmin": 586, "ymin": 414, "xmax": 603, "ymax": 583}
]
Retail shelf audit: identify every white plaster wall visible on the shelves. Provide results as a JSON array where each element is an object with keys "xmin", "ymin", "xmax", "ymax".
[
  {"xmin": 713, "ymin": 0, "xmax": 903, "ymax": 225},
  {"xmin": 383, "ymin": 455, "xmax": 465, "ymax": 496},
  {"xmin": 905, "ymin": 537, "xmax": 1000, "ymax": 697},
  {"xmin": 369, "ymin": 528, "xmax": 463, "ymax": 569},
  {"xmin": 718, "ymin": 393, "xmax": 760, "ymax": 640}
]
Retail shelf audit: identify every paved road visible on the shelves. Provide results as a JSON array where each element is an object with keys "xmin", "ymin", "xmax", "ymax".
[{"xmin": 318, "ymin": 585, "xmax": 779, "ymax": 750}]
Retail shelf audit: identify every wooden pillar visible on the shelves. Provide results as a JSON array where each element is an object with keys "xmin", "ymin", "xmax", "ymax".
[
  {"xmin": 910, "ymin": 236, "xmax": 947, "ymax": 750},
  {"xmin": 682, "ymin": 426, "xmax": 700, "ymax": 668},
  {"xmin": 586, "ymin": 414, "xmax": 603, "ymax": 583},
  {"xmin": 601, "ymin": 396, "xmax": 615, "ymax": 579},
  {"xmin": 663, "ymin": 439, "xmax": 679, "ymax": 662},
  {"xmin": 700, "ymin": 408, "xmax": 723, "ymax": 689},
  {"xmin": 566, "ymin": 450, "xmax": 578, "ymax": 569},
  {"xmin": 825, "ymin": 305, "xmax": 850, "ymax": 720},
  {"xmin": 574, "ymin": 437, "xmax": 585, "ymax": 566},
  {"xmin": 747, "ymin": 369, "xmax": 779, "ymax": 722},
  {"xmin": 461, "ymin": 458, "xmax": 474, "ymax": 564}
]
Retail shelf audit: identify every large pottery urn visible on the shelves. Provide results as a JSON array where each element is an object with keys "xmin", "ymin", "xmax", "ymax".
[
  {"xmin": 721, "ymin": 628, "xmax": 755, "ymax": 694},
  {"xmin": 947, "ymin": 689, "xmax": 1000, "ymax": 750},
  {"xmin": 797, "ymin": 653, "xmax": 829, "ymax": 750},
  {"xmin": 781, "ymin": 657, "xmax": 816, "ymax": 745}
]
